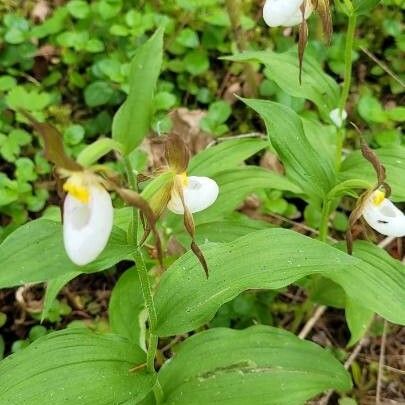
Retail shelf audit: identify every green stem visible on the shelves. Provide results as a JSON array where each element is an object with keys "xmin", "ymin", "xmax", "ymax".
[
  {"xmin": 124, "ymin": 158, "xmax": 139, "ymax": 243},
  {"xmin": 132, "ymin": 249, "xmax": 158, "ymax": 372},
  {"xmin": 335, "ymin": 14, "xmax": 357, "ymax": 170},
  {"xmin": 318, "ymin": 200, "xmax": 331, "ymax": 243},
  {"xmin": 124, "ymin": 158, "xmax": 162, "ymax": 401},
  {"xmin": 225, "ymin": 0, "xmax": 257, "ymax": 96}
]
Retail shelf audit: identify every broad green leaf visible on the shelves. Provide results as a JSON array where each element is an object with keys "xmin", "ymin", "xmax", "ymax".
[
  {"xmin": 174, "ymin": 215, "xmax": 270, "ymax": 247},
  {"xmin": 352, "ymin": 0, "xmax": 381, "ymax": 15},
  {"xmin": 112, "ymin": 28, "xmax": 164, "ymax": 155},
  {"xmin": 154, "ymin": 229, "xmax": 405, "ymax": 336},
  {"xmin": 302, "ymin": 119, "xmax": 337, "ymax": 165},
  {"xmin": 188, "ymin": 138, "xmax": 267, "ymax": 177},
  {"xmin": 0, "ymin": 329, "xmax": 154, "ymax": 404},
  {"xmin": 109, "ymin": 268, "xmax": 146, "ymax": 348},
  {"xmin": 42, "ymin": 272, "xmax": 79, "ymax": 322},
  {"xmin": 114, "ymin": 207, "xmax": 132, "ymax": 231},
  {"xmin": 194, "ymin": 216, "xmax": 269, "ymax": 243},
  {"xmin": 76, "ymin": 138, "xmax": 124, "ymax": 167},
  {"xmin": 340, "ymin": 146, "xmax": 405, "ymax": 202},
  {"xmin": 226, "ymin": 49, "xmax": 339, "ymax": 117},
  {"xmin": 243, "ymin": 98, "xmax": 336, "ymax": 203},
  {"xmin": 0, "ymin": 219, "xmax": 134, "ymax": 288},
  {"xmin": 194, "ymin": 166, "xmax": 301, "ymax": 223},
  {"xmin": 158, "ymin": 326, "xmax": 351, "ymax": 404},
  {"xmin": 345, "ymin": 298, "xmax": 373, "ymax": 347},
  {"xmin": 308, "ymin": 277, "xmax": 346, "ymax": 309}
]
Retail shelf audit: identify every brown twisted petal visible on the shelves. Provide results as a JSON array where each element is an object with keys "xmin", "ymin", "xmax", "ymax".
[
  {"xmin": 346, "ymin": 191, "xmax": 371, "ymax": 255},
  {"xmin": 174, "ymin": 176, "xmax": 209, "ymax": 278},
  {"xmin": 297, "ymin": 0, "xmax": 332, "ymax": 82},
  {"xmin": 164, "ymin": 133, "xmax": 190, "ymax": 174},
  {"xmin": 20, "ymin": 110, "xmax": 82, "ymax": 171},
  {"xmin": 298, "ymin": 15, "xmax": 309, "ymax": 84},
  {"xmin": 360, "ymin": 138, "xmax": 387, "ymax": 188}
]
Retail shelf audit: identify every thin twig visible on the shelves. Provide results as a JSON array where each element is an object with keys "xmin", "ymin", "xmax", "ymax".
[
  {"xmin": 205, "ymin": 132, "xmax": 266, "ymax": 148},
  {"xmin": 344, "ymin": 337, "xmax": 371, "ymax": 370},
  {"xmin": 224, "ymin": 0, "xmax": 257, "ymax": 96},
  {"xmin": 378, "ymin": 236, "xmax": 395, "ymax": 249},
  {"xmin": 376, "ymin": 320, "xmax": 388, "ymax": 405},
  {"xmin": 360, "ymin": 47, "xmax": 405, "ymax": 88},
  {"xmin": 268, "ymin": 212, "xmax": 338, "ymax": 242},
  {"xmin": 383, "ymin": 365, "xmax": 405, "ymax": 376},
  {"xmin": 319, "ymin": 334, "xmax": 371, "ymax": 405},
  {"xmin": 298, "ymin": 305, "xmax": 327, "ymax": 339}
]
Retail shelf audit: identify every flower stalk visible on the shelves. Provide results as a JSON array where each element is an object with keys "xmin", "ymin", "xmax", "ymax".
[
  {"xmin": 225, "ymin": 0, "xmax": 257, "ymax": 96},
  {"xmin": 124, "ymin": 157, "xmax": 161, "ymax": 399},
  {"xmin": 319, "ymin": 200, "xmax": 332, "ymax": 242},
  {"xmin": 124, "ymin": 158, "xmax": 157, "ymax": 364},
  {"xmin": 335, "ymin": 12, "xmax": 357, "ymax": 169}
]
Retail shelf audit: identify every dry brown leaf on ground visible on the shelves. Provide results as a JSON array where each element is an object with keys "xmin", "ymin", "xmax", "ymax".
[
  {"xmin": 31, "ymin": 0, "xmax": 50, "ymax": 22},
  {"xmin": 141, "ymin": 108, "xmax": 212, "ymax": 172}
]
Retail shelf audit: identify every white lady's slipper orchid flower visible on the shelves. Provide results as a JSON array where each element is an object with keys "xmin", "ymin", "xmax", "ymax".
[
  {"xmin": 329, "ymin": 108, "xmax": 348, "ymax": 128},
  {"xmin": 63, "ymin": 173, "xmax": 113, "ymax": 266},
  {"xmin": 167, "ymin": 175, "xmax": 219, "ymax": 215},
  {"xmin": 362, "ymin": 190, "xmax": 405, "ymax": 237},
  {"xmin": 263, "ymin": 0, "xmax": 313, "ymax": 27}
]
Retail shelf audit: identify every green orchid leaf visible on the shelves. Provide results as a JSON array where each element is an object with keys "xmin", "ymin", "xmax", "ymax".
[
  {"xmin": 0, "ymin": 329, "xmax": 155, "ymax": 404},
  {"xmin": 194, "ymin": 166, "xmax": 301, "ymax": 224},
  {"xmin": 109, "ymin": 267, "xmax": 146, "ymax": 348},
  {"xmin": 112, "ymin": 28, "xmax": 164, "ymax": 155},
  {"xmin": 225, "ymin": 49, "xmax": 339, "ymax": 117},
  {"xmin": 42, "ymin": 272, "xmax": 79, "ymax": 322},
  {"xmin": 158, "ymin": 326, "xmax": 352, "ymax": 405},
  {"xmin": 154, "ymin": 229, "xmax": 405, "ymax": 336},
  {"xmin": 188, "ymin": 138, "xmax": 267, "ymax": 178},
  {"xmin": 0, "ymin": 219, "xmax": 135, "ymax": 288},
  {"xmin": 242, "ymin": 98, "xmax": 337, "ymax": 204},
  {"xmin": 76, "ymin": 138, "xmax": 124, "ymax": 167}
]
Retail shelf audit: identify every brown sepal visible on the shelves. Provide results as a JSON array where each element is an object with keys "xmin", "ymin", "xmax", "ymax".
[
  {"xmin": 114, "ymin": 187, "xmax": 163, "ymax": 267},
  {"xmin": 20, "ymin": 110, "xmax": 82, "ymax": 171},
  {"xmin": 165, "ymin": 133, "xmax": 190, "ymax": 174},
  {"xmin": 346, "ymin": 203, "xmax": 364, "ymax": 255},
  {"xmin": 313, "ymin": 0, "xmax": 333, "ymax": 43},
  {"xmin": 360, "ymin": 138, "xmax": 388, "ymax": 191}
]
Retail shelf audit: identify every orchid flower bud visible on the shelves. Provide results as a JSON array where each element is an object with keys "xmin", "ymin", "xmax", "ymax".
[
  {"xmin": 263, "ymin": 0, "xmax": 313, "ymax": 27},
  {"xmin": 362, "ymin": 190, "xmax": 405, "ymax": 237},
  {"xmin": 167, "ymin": 175, "xmax": 219, "ymax": 215},
  {"xmin": 329, "ymin": 108, "xmax": 348, "ymax": 128},
  {"xmin": 63, "ymin": 173, "xmax": 113, "ymax": 265}
]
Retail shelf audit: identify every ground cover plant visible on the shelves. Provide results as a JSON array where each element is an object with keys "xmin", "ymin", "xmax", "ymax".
[{"xmin": 0, "ymin": 0, "xmax": 404, "ymax": 404}]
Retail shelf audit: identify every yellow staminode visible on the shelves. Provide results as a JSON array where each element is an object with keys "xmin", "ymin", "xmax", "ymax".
[
  {"xmin": 372, "ymin": 190, "xmax": 385, "ymax": 206},
  {"xmin": 178, "ymin": 172, "xmax": 189, "ymax": 187},
  {"xmin": 63, "ymin": 175, "xmax": 90, "ymax": 204}
]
